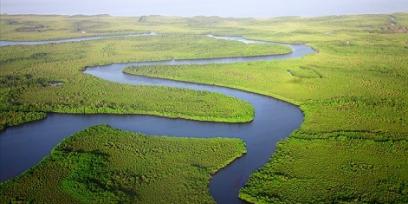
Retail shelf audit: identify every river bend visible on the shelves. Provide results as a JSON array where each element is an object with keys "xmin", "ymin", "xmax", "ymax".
[{"xmin": 0, "ymin": 34, "xmax": 315, "ymax": 203}]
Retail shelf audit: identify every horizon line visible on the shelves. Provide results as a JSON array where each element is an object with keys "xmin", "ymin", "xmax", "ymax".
[{"xmin": 1, "ymin": 11, "xmax": 407, "ymax": 20}]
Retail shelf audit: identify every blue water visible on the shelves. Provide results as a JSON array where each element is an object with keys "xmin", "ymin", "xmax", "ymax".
[{"xmin": 0, "ymin": 35, "xmax": 315, "ymax": 203}]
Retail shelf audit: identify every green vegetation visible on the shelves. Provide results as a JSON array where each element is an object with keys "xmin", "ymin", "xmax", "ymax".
[
  {"xmin": 0, "ymin": 111, "xmax": 46, "ymax": 130},
  {"xmin": 0, "ymin": 74, "xmax": 51, "ymax": 129},
  {"xmin": 123, "ymin": 14, "xmax": 408, "ymax": 203},
  {"xmin": 240, "ymin": 135, "xmax": 408, "ymax": 203},
  {"xmin": 0, "ymin": 14, "xmax": 266, "ymax": 41},
  {"xmin": 0, "ymin": 125, "xmax": 246, "ymax": 203},
  {"xmin": 0, "ymin": 32, "xmax": 296, "ymax": 128},
  {"xmin": 1, "ymin": 13, "xmax": 408, "ymax": 203}
]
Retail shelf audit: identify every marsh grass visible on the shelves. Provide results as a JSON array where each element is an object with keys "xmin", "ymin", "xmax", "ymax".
[
  {"xmin": 0, "ymin": 125, "xmax": 246, "ymax": 203},
  {"xmin": 123, "ymin": 13, "xmax": 408, "ymax": 203},
  {"xmin": 1, "ymin": 13, "xmax": 408, "ymax": 203},
  {"xmin": 0, "ymin": 33, "xmax": 295, "ymax": 129}
]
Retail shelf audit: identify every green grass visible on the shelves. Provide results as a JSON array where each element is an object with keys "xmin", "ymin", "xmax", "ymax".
[
  {"xmin": 240, "ymin": 135, "xmax": 408, "ymax": 203},
  {"xmin": 0, "ymin": 14, "xmax": 262, "ymax": 41},
  {"xmin": 122, "ymin": 13, "xmax": 408, "ymax": 203},
  {"xmin": 0, "ymin": 125, "xmax": 246, "ymax": 203},
  {"xmin": 0, "ymin": 111, "xmax": 46, "ymax": 130},
  {"xmin": 0, "ymin": 33, "xmax": 294, "ymax": 128},
  {"xmin": 1, "ymin": 13, "xmax": 408, "ymax": 203}
]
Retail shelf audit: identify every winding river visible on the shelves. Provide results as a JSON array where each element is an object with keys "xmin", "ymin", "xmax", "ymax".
[
  {"xmin": 0, "ymin": 34, "xmax": 315, "ymax": 203},
  {"xmin": 0, "ymin": 32, "xmax": 156, "ymax": 47}
]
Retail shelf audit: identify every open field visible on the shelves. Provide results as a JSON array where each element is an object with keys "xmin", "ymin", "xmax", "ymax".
[
  {"xmin": 0, "ymin": 125, "xmax": 245, "ymax": 203},
  {"xmin": 0, "ymin": 13, "xmax": 408, "ymax": 203}
]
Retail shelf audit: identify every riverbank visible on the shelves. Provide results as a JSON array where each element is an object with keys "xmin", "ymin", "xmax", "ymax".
[{"xmin": 0, "ymin": 125, "xmax": 245, "ymax": 203}]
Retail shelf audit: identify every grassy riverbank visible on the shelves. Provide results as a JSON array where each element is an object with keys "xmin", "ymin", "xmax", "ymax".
[
  {"xmin": 0, "ymin": 32, "xmax": 293, "ymax": 130},
  {"xmin": 0, "ymin": 125, "xmax": 246, "ymax": 203},
  {"xmin": 1, "ymin": 13, "xmax": 407, "ymax": 203},
  {"xmin": 124, "ymin": 14, "xmax": 408, "ymax": 203}
]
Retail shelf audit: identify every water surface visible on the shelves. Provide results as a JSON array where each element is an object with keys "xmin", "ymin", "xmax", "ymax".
[
  {"xmin": 0, "ymin": 35, "xmax": 315, "ymax": 203},
  {"xmin": 0, "ymin": 32, "xmax": 156, "ymax": 47}
]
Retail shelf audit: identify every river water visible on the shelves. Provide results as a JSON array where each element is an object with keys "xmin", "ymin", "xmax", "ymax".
[{"xmin": 0, "ymin": 34, "xmax": 315, "ymax": 203}]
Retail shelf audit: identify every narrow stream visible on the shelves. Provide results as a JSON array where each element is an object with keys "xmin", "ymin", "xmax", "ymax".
[
  {"xmin": 0, "ymin": 32, "xmax": 156, "ymax": 47},
  {"xmin": 0, "ymin": 34, "xmax": 315, "ymax": 203}
]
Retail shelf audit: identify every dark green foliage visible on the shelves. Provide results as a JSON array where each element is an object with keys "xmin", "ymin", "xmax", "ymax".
[
  {"xmin": 0, "ymin": 111, "xmax": 46, "ymax": 130},
  {"xmin": 121, "ymin": 14, "xmax": 408, "ymax": 203},
  {"xmin": 0, "ymin": 33, "xmax": 288, "ymax": 127},
  {"xmin": 0, "ymin": 125, "xmax": 246, "ymax": 203},
  {"xmin": 240, "ymin": 135, "xmax": 408, "ymax": 204},
  {"xmin": 1, "ymin": 13, "xmax": 408, "ymax": 203},
  {"xmin": 0, "ymin": 74, "xmax": 51, "ymax": 88},
  {"xmin": 0, "ymin": 74, "xmax": 52, "ymax": 130}
]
